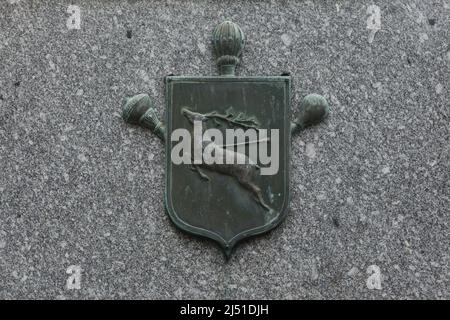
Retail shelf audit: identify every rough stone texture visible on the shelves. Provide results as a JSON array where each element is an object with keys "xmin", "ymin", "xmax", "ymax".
[{"xmin": 0, "ymin": 0, "xmax": 449, "ymax": 299}]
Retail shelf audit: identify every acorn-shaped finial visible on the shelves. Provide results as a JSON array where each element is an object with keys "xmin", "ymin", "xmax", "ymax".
[
  {"xmin": 212, "ymin": 21, "xmax": 245, "ymax": 76},
  {"xmin": 122, "ymin": 93, "xmax": 165, "ymax": 140},
  {"xmin": 299, "ymin": 94, "xmax": 330, "ymax": 127},
  {"xmin": 291, "ymin": 94, "xmax": 330, "ymax": 134},
  {"xmin": 122, "ymin": 94, "xmax": 152, "ymax": 124}
]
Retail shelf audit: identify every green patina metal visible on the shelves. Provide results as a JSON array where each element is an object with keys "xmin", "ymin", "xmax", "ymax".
[{"xmin": 121, "ymin": 21, "xmax": 329, "ymax": 258}]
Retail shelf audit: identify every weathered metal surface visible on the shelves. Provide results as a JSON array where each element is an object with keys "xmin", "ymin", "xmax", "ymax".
[{"xmin": 165, "ymin": 76, "xmax": 290, "ymax": 257}]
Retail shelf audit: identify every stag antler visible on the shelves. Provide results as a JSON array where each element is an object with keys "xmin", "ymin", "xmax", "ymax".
[{"xmin": 202, "ymin": 107, "xmax": 260, "ymax": 130}]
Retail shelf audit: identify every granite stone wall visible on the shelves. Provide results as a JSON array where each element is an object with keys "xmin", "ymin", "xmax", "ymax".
[{"xmin": 0, "ymin": 0, "xmax": 449, "ymax": 299}]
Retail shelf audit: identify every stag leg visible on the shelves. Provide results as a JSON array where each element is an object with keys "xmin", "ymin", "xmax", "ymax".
[
  {"xmin": 190, "ymin": 165, "xmax": 210, "ymax": 181},
  {"xmin": 238, "ymin": 176, "xmax": 272, "ymax": 213}
]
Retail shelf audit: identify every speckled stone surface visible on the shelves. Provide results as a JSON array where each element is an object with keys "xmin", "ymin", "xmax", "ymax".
[{"xmin": 0, "ymin": 0, "xmax": 449, "ymax": 299}]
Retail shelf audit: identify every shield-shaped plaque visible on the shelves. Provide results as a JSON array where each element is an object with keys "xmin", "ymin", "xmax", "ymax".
[
  {"xmin": 165, "ymin": 76, "xmax": 290, "ymax": 256},
  {"xmin": 121, "ymin": 21, "xmax": 329, "ymax": 258}
]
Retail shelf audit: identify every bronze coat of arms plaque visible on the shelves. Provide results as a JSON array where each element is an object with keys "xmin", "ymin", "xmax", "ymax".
[{"xmin": 122, "ymin": 21, "xmax": 329, "ymax": 258}]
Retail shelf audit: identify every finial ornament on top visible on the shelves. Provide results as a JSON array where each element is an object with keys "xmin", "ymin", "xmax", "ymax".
[{"xmin": 212, "ymin": 21, "xmax": 245, "ymax": 76}]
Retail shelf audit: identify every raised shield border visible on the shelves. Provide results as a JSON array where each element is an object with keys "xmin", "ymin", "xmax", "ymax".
[{"xmin": 164, "ymin": 76, "xmax": 291, "ymax": 257}]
